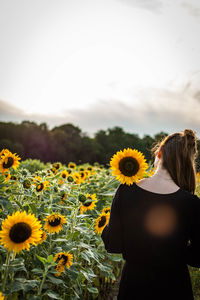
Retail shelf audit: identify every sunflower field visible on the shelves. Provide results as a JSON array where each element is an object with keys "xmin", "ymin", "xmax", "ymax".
[{"xmin": 0, "ymin": 148, "xmax": 200, "ymax": 300}]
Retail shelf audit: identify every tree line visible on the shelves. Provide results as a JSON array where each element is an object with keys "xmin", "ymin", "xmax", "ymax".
[{"xmin": 0, "ymin": 121, "xmax": 200, "ymax": 169}]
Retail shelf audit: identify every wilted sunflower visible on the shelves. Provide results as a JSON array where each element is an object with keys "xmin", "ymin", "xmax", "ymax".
[
  {"xmin": 68, "ymin": 162, "xmax": 76, "ymax": 169},
  {"xmin": 0, "ymin": 291, "xmax": 5, "ymax": 300},
  {"xmin": 37, "ymin": 230, "xmax": 47, "ymax": 244},
  {"xmin": 80, "ymin": 193, "xmax": 97, "ymax": 214},
  {"xmin": 0, "ymin": 151, "xmax": 21, "ymax": 173},
  {"xmin": 110, "ymin": 148, "xmax": 149, "ymax": 185},
  {"xmin": 44, "ymin": 213, "xmax": 67, "ymax": 234},
  {"xmin": 54, "ymin": 251, "xmax": 73, "ymax": 275},
  {"xmin": 0, "ymin": 211, "xmax": 42, "ymax": 253},
  {"xmin": 94, "ymin": 213, "xmax": 110, "ymax": 234},
  {"xmin": 101, "ymin": 207, "xmax": 111, "ymax": 214}
]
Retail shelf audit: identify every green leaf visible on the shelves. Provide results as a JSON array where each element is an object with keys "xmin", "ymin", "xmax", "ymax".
[
  {"xmin": 31, "ymin": 268, "xmax": 43, "ymax": 275},
  {"xmin": 10, "ymin": 278, "xmax": 39, "ymax": 293},
  {"xmin": 46, "ymin": 291, "xmax": 61, "ymax": 299},
  {"xmin": 47, "ymin": 255, "xmax": 55, "ymax": 263},
  {"xmin": 47, "ymin": 274, "xmax": 65, "ymax": 285},
  {"xmin": 81, "ymin": 252, "xmax": 91, "ymax": 265},
  {"xmin": 36, "ymin": 255, "xmax": 47, "ymax": 265},
  {"xmin": 87, "ymin": 286, "xmax": 99, "ymax": 294}
]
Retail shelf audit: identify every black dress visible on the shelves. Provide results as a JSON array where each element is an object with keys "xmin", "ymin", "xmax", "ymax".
[{"xmin": 101, "ymin": 182, "xmax": 200, "ymax": 300}]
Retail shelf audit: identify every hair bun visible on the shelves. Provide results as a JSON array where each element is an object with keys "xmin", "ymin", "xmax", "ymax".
[
  {"xmin": 183, "ymin": 129, "xmax": 196, "ymax": 139},
  {"xmin": 183, "ymin": 129, "xmax": 197, "ymax": 149}
]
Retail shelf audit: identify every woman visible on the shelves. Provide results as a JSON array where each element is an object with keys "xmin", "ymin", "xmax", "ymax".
[{"xmin": 101, "ymin": 129, "xmax": 200, "ymax": 300}]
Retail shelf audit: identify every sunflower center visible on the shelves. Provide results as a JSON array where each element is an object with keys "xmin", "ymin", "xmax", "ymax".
[
  {"xmin": 37, "ymin": 183, "xmax": 44, "ymax": 191},
  {"xmin": 61, "ymin": 254, "xmax": 68, "ymax": 264},
  {"xmin": 118, "ymin": 156, "xmax": 139, "ymax": 177},
  {"xmin": 3, "ymin": 157, "xmax": 14, "ymax": 168},
  {"xmin": 99, "ymin": 216, "xmax": 106, "ymax": 227},
  {"xmin": 84, "ymin": 201, "xmax": 92, "ymax": 207},
  {"xmin": 61, "ymin": 193, "xmax": 66, "ymax": 200},
  {"xmin": 62, "ymin": 174, "xmax": 66, "ymax": 178},
  {"xmin": 49, "ymin": 217, "xmax": 61, "ymax": 226},
  {"xmin": 9, "ymin": 222, "xmax": 32, "ymax": 243}
]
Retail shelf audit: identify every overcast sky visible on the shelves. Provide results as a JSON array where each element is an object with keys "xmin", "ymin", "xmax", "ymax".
[{"xmin": 0, "ymin": 0, "xmax": 200, "ymax": 138}]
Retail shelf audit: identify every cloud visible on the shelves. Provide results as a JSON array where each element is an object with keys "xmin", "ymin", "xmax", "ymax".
[
  {"xmin": 1, "ymin": 80, "xmax": 200, "ymax": 139},
  {"xmin": 181, "ymin": 1, "xmax": 200, "ymax": 17},
  {"xmin": 116, "ymin": 0, "xmax": 164, "ymax": 13}
]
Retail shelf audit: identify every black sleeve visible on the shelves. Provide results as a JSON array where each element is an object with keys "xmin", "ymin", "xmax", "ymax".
[
  {"xmin": 185, "ymin": 194, "xmax": 200, "ymax": 267},
  {"xmin": 101, "ymin": 183, "xmax": 124, "ymax": 254}
]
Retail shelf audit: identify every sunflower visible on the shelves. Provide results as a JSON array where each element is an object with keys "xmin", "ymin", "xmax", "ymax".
[
  {"xmin": 67, "ymin": 175, "xmax": 74, "ymax": 183},
  {"xmin": 0, "ymin": 149, "xmax": 10, "ymax": 158},
  {"xmin": 0, "ymin": 291, "xmax": 5, "ymax": 300},
  {"xmin": 36, "ymin": 180, "xmax": 49, "ymax": 192},
  {"xmin": 44, "ymin": 213, "xmax": 67, "ymax": 234},
  {"xmin": 54, "ymin": 251, "xmax": 73, "ymax": 275},
  {"xmin": 87, "ymin": 166, "xmax": 93, "ymax": 172},
  {"xmin": 101, "ymin": 207, "xmax": 111, "ymax": 214},
  {"xmin": 55, "ymin": 263, "xmax": 65, "ymax": 276},
  {"xmin": 51, "ymin": 167, "xmax": 57, "ymax": 175},
  {"xmin": 37, "ymin": 230, "xmax": 47, "ymax": 244},
  {"xmin": 59, "ymin": 192, "xmax": 67, "ymax": 205},
  {"xmin": 79, "ymin": 171, "xmax": 87, "ymax": 181},
  {"xmin": 0, "ymin": 151, "xmax": 21, "ymax": 173},
  {"xmin": 110, "ymin": 148, "xmax": 149, "ymax": 185},
  {"xmin": 66, "ymin": 168, "xmax": 72, "ymax": 174},
  {"xmin": 72, "ymin": 172, "xmax": 82, "ymax": 184},
  {"xmin": 94, "ymin": 213, "xmax": 110, "ymax": 234},
  {"xmin": 53, "ymin": 162, "xmax": 62, "ymax": 170},
  {"xmin": 10, "ymin": 175, "xmax": 18, "ymax": 181},
  {"xmin": 4, "ymin": 172, "xmax": 11, "ymax": 181},
  {"xmin": 80, "ymin": 193, "xmax": 97, "ymax": 214},
  {"xmin": 68, "ymin": 162, "xmax": 76, "ymax": 169},
  {"xmin": 0, "ymin": 211, "xmax": 42, "ymax": 253},
  {"xmin": 60, "ymin": 170, "xmax": 69, "ymax": 179},
  {"xmin": 147, "ymin": 167, "xmax": 155, "ymax": 177},
  {"xmin": 23, "ymin": 179, "xmax": 31, "ymax": 189},
  {"xmin": 32, "ymin": 176, "xmax": 42, "ymax": 183}
]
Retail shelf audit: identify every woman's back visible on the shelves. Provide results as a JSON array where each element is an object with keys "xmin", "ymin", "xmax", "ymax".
[{"xmin": 101, "ymin": 181, "xmax": 200, "ymax": 300}]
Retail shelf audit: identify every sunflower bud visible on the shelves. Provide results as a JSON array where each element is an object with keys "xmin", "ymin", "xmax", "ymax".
[
  {"xmin": 22, "ymin": 170, "xmax": 28, "ymax": 176},
  {"xmin": 78, "ymin": 194, "xmax": 86, "ymax": 203},
  {"xmin": 23, "ymin": 179, "xmax": 31, "ymax": 189},
  {"xmin": 67, "ymin": 176, "xmax": 74, "ymax": 182}
]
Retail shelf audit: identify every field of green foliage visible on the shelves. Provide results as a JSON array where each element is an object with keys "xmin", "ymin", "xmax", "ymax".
[{"xmin": 0, "ymin": 149, "xmax": 200, "ymax": 300}]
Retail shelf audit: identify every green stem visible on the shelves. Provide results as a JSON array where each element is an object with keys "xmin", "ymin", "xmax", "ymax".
[
  {"xmin": 48, "ymin": 233, "xmax": 52, "ymax": 255},
  {"xmin": 38, "ymin": 266, "xmax": 48, "ymax": 296},
  {"xmin": 1, "ymin": 251, "xmax": 12, "ymax": 292}
]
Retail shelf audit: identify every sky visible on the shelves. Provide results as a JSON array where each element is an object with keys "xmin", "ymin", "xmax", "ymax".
[{"xmin": 0, "ymin": 0, "xmax": 200, "ymax": 138}]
